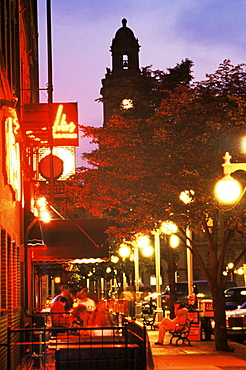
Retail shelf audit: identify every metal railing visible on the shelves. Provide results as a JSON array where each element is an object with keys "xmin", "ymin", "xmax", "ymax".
[{"xmin": 4, "ymin": 317, "xmax": 148, "ymax": 370}]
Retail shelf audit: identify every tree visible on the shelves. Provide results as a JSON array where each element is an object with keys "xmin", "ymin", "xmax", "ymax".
[
  {"xmin": 98, "ymin": 58, "xmax": 194, "ymax": 120},
  {"xmin": 66, "ymin": 60, "xmax": 246, "ymax": 351}
]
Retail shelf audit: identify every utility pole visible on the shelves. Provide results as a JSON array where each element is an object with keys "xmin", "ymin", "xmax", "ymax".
[{"xmin": 47, "ymin": 0, "xmax": 54, "ymax": 203}]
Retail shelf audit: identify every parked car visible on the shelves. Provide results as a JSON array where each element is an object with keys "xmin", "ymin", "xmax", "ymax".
[
  {"xmin": 225, "ymin": 286, "xmax": 246, "ymax": 310},
  {"xmin": 226, "ymin": 301, "xmax": 246, "ymax": 317},
  {"xmin": 226, "ymin": 300, "xmax": 246, "ymax": 343},
  {"xmin": 176, "ymin": 280, "xmax": 236, "ymax": 302},
  {"xmin": 142, "ymin": 280, "xmax": 237, "ymax": 314},
  {"xmin": 162, "ymin": 280, "xmax": 237, "ymax": 307}
]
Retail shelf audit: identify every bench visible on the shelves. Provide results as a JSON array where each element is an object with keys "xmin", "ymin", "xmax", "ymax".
[
  {"xmin": 169, "ymin": 319, "xmax": 193, "ymax": 345},
  {"xmin": 141, "ymin": 311, "xmax": 157, "ymax": 330}
]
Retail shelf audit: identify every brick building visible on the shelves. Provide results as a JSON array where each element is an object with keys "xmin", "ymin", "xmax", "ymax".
[{"xmin": 0, "ymin": 1, "xmax": 39, "ymax": 368}]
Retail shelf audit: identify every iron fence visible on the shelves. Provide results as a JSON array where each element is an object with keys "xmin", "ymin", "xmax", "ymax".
[{"xmin": 4, "ymin": 318, "xmax": 148, "ymax": 370}]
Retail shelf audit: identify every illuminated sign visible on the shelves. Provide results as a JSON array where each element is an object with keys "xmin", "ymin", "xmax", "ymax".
[
  {"xmin": 22, "ymin": 103, "xmax": 79, "ymax": 146},
  {"xmin": 4, "ymin": 109, "xmax": 21, "ymax": 201},
  {"xmin": 53, "ymin": 104, "xmax": 77, "ymax": 141},
  {"xmin": 37, "ymin": 147, "xmax": 75, "ymax": 181}
]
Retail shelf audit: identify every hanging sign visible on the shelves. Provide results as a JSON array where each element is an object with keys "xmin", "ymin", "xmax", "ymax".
[{"xmin": 22, "ymin": 102, "xmax": 79, "ymax": 146}]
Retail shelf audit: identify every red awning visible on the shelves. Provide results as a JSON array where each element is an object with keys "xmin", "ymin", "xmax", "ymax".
[{"xmin": 32, "ymin": 218, "xmax": 108, "ymax": 261}]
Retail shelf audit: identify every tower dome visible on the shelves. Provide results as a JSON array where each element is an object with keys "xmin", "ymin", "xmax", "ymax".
[
  {"xmin": 101, "ymin": 19, "xmax": 142, "ymax": 124},
  {"xmin": 112, "ymin": 18, "xmax": 140, "ymax": 49},
  {"xmin": 110, "ymin": 19, "xmax": 140, "ymax": 74}
]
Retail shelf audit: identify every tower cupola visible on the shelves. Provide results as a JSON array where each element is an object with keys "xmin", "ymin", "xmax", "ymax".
[
  {"xmin": 110, "ymin": 19, "xmax": 140, "ymax": 75},
  {"xmin": 101, "ymin": 19, "xmax": 142, "ymax": 124}
]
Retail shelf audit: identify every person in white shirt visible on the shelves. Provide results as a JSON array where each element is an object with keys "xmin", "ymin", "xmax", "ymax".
[{"xmin": 76, "ymin": 288, "xmax": 96, "ymax": 312}]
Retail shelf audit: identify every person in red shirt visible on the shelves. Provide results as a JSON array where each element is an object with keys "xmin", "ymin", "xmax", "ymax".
[
  {"xmin": 52, "ymin": 284, "xmax": 73, "ymax": 311},
  {"xmin": 50, "ymin": 297, "xmax": 69, "ymax": 327}
]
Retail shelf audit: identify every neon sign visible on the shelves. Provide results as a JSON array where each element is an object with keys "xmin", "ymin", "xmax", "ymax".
[
  {"xmin": 5, "ymin": 110, "xmax": 21, "ymax": 201},
  {"xmin": 22, "ymin": 102, "xmax": 79, "ymax": 146},
  {"xmin": 53, "ymin": 104, "xmax": 77, "ymax": 140}
]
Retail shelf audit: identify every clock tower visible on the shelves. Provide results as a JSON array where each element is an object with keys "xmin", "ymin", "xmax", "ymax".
[{"xmin": 101, "ymin": 19, "xmax": 144, "ymax": 124}]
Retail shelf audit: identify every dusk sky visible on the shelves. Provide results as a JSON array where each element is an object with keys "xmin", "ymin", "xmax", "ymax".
[{"xmin": 37, "ymin": 1, "xmax": 246, "ymax": 166}]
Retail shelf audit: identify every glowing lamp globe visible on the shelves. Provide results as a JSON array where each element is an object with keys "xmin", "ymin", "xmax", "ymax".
[
  {"xmin": 161, "ymin": 221, "xmax": 178, "ymax": 235},
  {"xmin": 119, "ymin": 244, "xmax": 131, "ymax": 258},
  {"xmin": 214, "ymin": 175, "xmax": 242, "ymax": 203},
  {"xmin": 170, "ymin": 234, "xmax": 180, "ymax": 248},
  {"xmin": 237, "ymin": 267, "xmax": 244, "ymax": 275},
  {"xmin": 227, "ymin": 262, "xmax": 234, "ymax": 270},
  {"xmin": 141, "ymin": 245, "xmax": 153, "ymax": 257},
  {"xmin": 136, "ymin": 235, "xmax": 149, "ymax": 248}
]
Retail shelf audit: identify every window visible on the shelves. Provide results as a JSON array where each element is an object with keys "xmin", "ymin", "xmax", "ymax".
[{"xmin": 122, "ymin": 54, "xmax": 128, "ymax": 69}]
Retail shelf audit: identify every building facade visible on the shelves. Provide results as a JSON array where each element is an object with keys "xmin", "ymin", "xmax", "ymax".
[{"xmin": 0, "ymin": 1, "xmax": 39, "ymax": 368}]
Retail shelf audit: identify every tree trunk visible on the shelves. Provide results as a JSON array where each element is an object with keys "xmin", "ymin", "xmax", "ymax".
[{"xmin": 211, "ymin": 285, "xmax": 230, "ymax": 352}]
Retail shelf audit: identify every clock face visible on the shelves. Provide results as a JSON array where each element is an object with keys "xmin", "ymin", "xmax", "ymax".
[
  {"xmin": 39, "ymin": 155, "xmax": 64, "ymax": 179},
  {"xmin": 121, "ymin": 99, "xmax": 134, "ymax": 110}
]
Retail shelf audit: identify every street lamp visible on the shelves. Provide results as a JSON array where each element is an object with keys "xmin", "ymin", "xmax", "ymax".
[
  {"xmin": 153, "ymin": 229, "xmax": 162, "ymax": 323},
  {"xmin": 180, "ymin": 191, "xmax": 194, "ymax": 301},
  {"xmin": 134, "ymin": 235, "xmax": 152, "ymax": 319},
  {"xmin": 153, "ymin": 221, "xmax": 179, "ymax": 323},
  {"xmin": 215, "ymin": 152, "xmax": 246, "ymax": 203},
  {"xmin": 119, "ymin": 236, "xmax": 152, "ymax": 319},
  {"xmin": 223, "ymin": 262, "xmax": 245, "ymax": 280}
]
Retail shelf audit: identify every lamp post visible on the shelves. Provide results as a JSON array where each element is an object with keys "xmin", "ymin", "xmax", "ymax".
[
  {"xmin": 152, "ymin": 221, "xmax": 179, "ymax": 322},
  {"xmin": 180, "ymin": 191, "xmax": 195, "ymax": 301},
  {"xmin": 186, "ymin": 228, "xmax": 193, "ymax": 299},
  {"xmin": 153, "ymin": 230, "xmax": 162, "ymax": 323},
  {"xmin": 134, "ymin": 245, "xmax": 141, "ymax": 319},
  {"xmin": 134, "ymin": 235, "xmax": 152, "ymax": 319},
  {"xmin": 215, "ymin": 152, "xmax": 246, "ymax": 286},
  {"xmin": 214, "ymin": 152, "xmax": 246, "ymax": 203},
  {"xmin": 119, "ymin": 236, "xmax": 152, "ymax": 320}
]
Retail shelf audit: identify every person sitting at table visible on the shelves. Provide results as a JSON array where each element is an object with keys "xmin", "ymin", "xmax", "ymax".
[
  {"xmin": 88, "ymin": 301, "xmax": 117, "ymax": 336},
  {"xmin": 50, "ymin": 297, "xmax": 69, "ymax": 327},
  {"xmin": 52, "ymin": 284, "xmax": 73, "ymax": 311},
  {"xmin": 69, "ymin": 304, "xmax": 91, "ymax": 328},
  {"xmin": 76, "ymin": 288, "xmax": 96, "ymax": 312}
]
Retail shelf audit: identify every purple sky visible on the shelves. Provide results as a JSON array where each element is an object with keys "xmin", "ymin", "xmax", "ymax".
[{"xmin": 38, "ymin": 0, "xmax": 246, "ymax": 166}]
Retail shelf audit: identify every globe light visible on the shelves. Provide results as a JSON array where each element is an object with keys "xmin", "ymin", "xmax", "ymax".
[
  {"xmin": 169, "ymin": 234, "xmax": 180, "ymax": 248},
  {"xmin": 227, "ymin": 262, "xmax": 234, "ymax": 270},
  {"xmin": 141, "ymin": 245, "xmax": 154, "ymax": 257},
  {"xmin": 111, "ymin": 255, "xmax": 119, "ymax": 264},
  {"xmin": 119, "ymin": 244, "xmax": 131, "ymax": 258},
  {"xmin": 136, "ymin": 235, "xmax": 149, "ymax": 248},
  {"xmin": 237, "ymin": 267, "xmax": 244, "ymax": 275},
  {"xmin": 214, "ymin": 175, "xmax": 242, "ymax": 203},
  {"xmin": 161, "ymin": 221, "xmax": 178, "ymax": 235}
]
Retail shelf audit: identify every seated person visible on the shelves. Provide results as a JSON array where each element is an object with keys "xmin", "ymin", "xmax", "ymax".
[
  {"xmin": 50, "ymin": 297, "xmax": 69, "ymax": 327},
  {"xmin": 89, "ymin": 301, "xmax": 117, "ymax": 327},
  {"xmin": 52, "ymin": 284, "xmax": 73, "ymax": 311},
  {"xmin": 155, "ymin": 300, "xmax": 188, "ymax": 345},
  {"xmin": 69, "ymin": 304, "xmax": 91, "ymax": 328},
  {"xmin": 76, "ymin": 288, "xmax": 96, "ymax": 312}
]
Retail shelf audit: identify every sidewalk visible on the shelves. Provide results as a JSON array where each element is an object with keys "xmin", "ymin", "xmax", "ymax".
[{"xmin": 148, "ymin": 329, "xmax": 246, "ymax": 370}]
